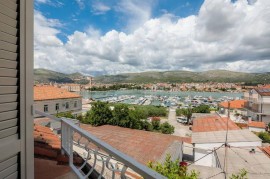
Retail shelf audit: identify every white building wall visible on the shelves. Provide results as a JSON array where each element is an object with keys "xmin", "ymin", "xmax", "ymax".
[
  {"xmin": 34, "ymin": 98, "xmax": 82, "ymax": 117},
  {"xmin": 262, "ymin": 96, "xmax": 270, "ymax": 103},
  {"xmin": 248, "ymin": 127, "xmax": 265, "ymax": 133},
  {"xmin": 194, "ymin": 141, "xmax": 262, "ymax": 167},
  {"xmin": 262, "ymin": 116, "xmax": 270, "ymax": 124}
]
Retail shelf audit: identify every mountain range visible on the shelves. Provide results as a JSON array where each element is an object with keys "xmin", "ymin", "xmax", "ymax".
[{"xmin": 34, "ymin": 68, "xmax": 270, "ymax": 84}]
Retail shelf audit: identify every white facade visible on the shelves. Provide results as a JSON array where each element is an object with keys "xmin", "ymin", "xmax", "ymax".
[
  {"xmin": 34, "ymin": 98, "xmax": 82, "ymax": 117},
  {"xmin": 244, "ymin": 89, "xmax": 270, "ymax": 124},
  {"xmin": 248, "ymin": 126, "xmax": 265, "ymax": 133},
  {"xmin": 60, "ymin": 84, "xmax": 81, "ymax": 92}
]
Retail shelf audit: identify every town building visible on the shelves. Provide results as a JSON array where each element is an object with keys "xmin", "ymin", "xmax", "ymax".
[
  {"xmin": 219, "ymin": 99, "xmax": 247, "ymax": 121},
  {"xmin": 34, "ymin": 86, "xmax": 82, "ymax": 117},
  {"xmin": 60, "ymin": 83, "xmax": 81, "ymax": 92},
  {"xmin": 191, "ymin": 115, "xmax": 261, "ymax": 167},
  {"xmin": 244, "ymin": 88, "xmax": 270, "ymax": 124},
  {"xmin": 248, "ymin": 121, "xmax": 266, "ymax": 132}
]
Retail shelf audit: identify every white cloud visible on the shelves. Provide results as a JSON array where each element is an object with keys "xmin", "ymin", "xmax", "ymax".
[
  {"xmin": 115, "ymin": 0, "xmax": 153, "ymax": 32},
  {"xmin": 34, "ymin": 0, "xmax": 270, "ymax": 76},
  {"xmin": 35, "ymin": 0, "xmax": 64, "ymax": 7},
  {"xmin": 75, "ymin": 0, "xmax": 85, "ymax": 9},
  {"xmin": 91, "ymin": 2, "xmax": 111, "ymax": 15}
]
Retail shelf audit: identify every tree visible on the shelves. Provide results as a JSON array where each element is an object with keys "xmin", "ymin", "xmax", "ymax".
[
  {"xmin": 85, "ymin": 101, "xmax": 112, "ymax": 126},
  {"xmin": 112, "ymin": 103, "xmax": 130, "ymax": 127},
  {"xmin": 148, "ymin": 154, "xmax": 198, "ymax": 179},
  {"xmin": 193, "ymin": 105, "xmax": 210, "ymax": 113},
  {"xmin": 141, "ymin": 120, "xmax": 153, "ymax": 131},
  {"xmin": 258, "ymin": 132, "xmax": 270, "ymax": 143},
  {"xmin": 128, "ymin": 109, "xmax": 145, "ymax": 129},
  {"xmin": 160, "ymin": 122, "xmax": 174, "ymax": 134},
  {"xmin": 152, "ymin": 120, "xmax": 161, "ymax": 131},
  {"xmin": 182, "ymin": 107, "xmax": 193, "ymax": 124}
]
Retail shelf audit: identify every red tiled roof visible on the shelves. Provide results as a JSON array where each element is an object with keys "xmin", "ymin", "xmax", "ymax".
[
  {"xmin": 254, "ymin": 88, "xmax": 270, "ymax": 96},
  {"xmin": 34, "ymin": 124, "xmax": 82, "ymax": 164},
  {"xmin": 259, "ymin": 146, "xmax": 270, "ymax": 158},
  {"xmin": 219, "ymin": 100, "xmax": 246, "ymax": 109},
  {"xmin": 192, "ymin": 115, "xmax": 240, "ymax": 132},
  {"xmin": 79, "ymin": 124, "xmax": 189, "ymax": 164},
  {"xmin": 248, "ymin": 121, "xmax": 266, "ymax": 128},
  {"xmin": 34, "ymin": 86, "xmax": 81, "ymax": 101}
]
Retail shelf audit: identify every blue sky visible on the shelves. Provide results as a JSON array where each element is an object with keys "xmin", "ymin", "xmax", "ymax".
[
  {"xmin": 34, "ymin": 0, "xmax": 270, "ymax": 76},
  {"xmin": 35, "ymin": 0, "xmax": 204, "ymax": 42}
]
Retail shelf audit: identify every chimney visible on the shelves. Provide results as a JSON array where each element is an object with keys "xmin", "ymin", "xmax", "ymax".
[{"xmin": 248, "ymin": 116, "xmax": 252, "ymax": 123}]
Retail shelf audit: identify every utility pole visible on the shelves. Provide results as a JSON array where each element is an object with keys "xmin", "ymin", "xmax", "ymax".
[{"xmin": 223, "ymin": 101, "xmax": 230, "ymax": 179}]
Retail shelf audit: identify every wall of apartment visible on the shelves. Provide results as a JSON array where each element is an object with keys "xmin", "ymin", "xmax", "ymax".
[
  {"xmin": 262, "ymin": 96, "xmax": 270, "ymax": 103},
  {"xmin": 60, "ymin": 85, "xmax": 81, "ymax": 92},
  {"xmin": 34, "ymin": 98, "xmax": 82, "ymax": 117},
  {"xmin": 262, "ymin": 115, "xmax": 270, "ymax": 124}
]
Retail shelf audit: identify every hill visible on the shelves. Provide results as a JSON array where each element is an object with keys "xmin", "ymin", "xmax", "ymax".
[
  {"xmin": 34, "ymin": 68, "xmax": 270, "ymax": 84},
  {"xmin": 94, "ymin": 70, "xmax": 270, "ymax": 84},
  {"xmin": 34, "ymin": 69, "xmax": 89, "ymax": 84}
]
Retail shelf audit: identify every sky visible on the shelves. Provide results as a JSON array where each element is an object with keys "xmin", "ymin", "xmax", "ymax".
[{"xmin": 34, "ymin": 0, "xmax": 270, "ymax": 76}]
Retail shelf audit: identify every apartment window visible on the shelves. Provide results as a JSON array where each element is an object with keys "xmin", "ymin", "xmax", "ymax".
[
  {"xmin": 56, "ymin": 103, "xmax": 59, "ymax": 111},
  {"xmin": 44, "ymin": 105, "xmax": 48, "ymax": 112},
  {"xmin": 74, "ymin": 101, "xmax": 77, "ymax": 108},
  {"xmin": 66, "ymin": 102, "xmax": 69, "ymax": 109}
]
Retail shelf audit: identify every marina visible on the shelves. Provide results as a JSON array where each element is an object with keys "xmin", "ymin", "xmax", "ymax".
[{"xmin": 80, "ymin": 90, "xmax": 243, "ymax": 107}]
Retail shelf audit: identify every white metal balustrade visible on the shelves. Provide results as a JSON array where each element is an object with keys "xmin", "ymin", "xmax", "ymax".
[{"xmin": 34, "ymin": 110, "xmax": 166, "ymax": 179}]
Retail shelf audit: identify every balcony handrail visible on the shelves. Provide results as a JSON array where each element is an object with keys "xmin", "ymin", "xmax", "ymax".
[{"xmin": 34, "ymin": 110, "xmax": 166, "ymax": 179}]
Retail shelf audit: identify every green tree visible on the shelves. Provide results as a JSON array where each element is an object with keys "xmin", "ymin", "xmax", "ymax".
[
  {"xmin": 182, "ymin": 107, "xmax": 193, "ymax": 124},
  {"xmin": 141, "ymin": 120, "xmax": 153, "ymax": 131},
  {"xmin": 85, "ymin": 101, "xmax": 112, "ymax": 126},
  {"xmin": 152, "ymin": 120, "xmax": 161, "ymax": 131},
  {"xmin": 258, "ymin": 132, "xmax": 270, "ymax": 143},
  {"xmin": 112, "ymin": 103, "xmax": 130, "ymax": 127},
  {"xmin": 128, "ymin": 109, "xmax": 144, "ymax": 129},
  {"xmin": 160, "ymin": 122, "xmax": 174, "ymax": 134},
  {"xmin": 193, "ymin": 105, "xmax": 210, "ymax": 113},
  {"xmin": 148, "ymin": 154, "xmax": 198, "ymax": 179}
]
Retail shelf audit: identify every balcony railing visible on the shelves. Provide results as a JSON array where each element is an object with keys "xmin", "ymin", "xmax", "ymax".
[{"xmin": 34, "ymin": 110, "xmax": 166, "ymax": 179}]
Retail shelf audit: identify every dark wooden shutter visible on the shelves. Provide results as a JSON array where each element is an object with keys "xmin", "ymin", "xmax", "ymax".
[{"xmin": 0, "ymin": 0, "xmax": 33, "ymax": 178}]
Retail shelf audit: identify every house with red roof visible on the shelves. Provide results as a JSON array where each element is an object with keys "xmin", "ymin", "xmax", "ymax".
[
  {"xmin": 248, "ymin": 121, "xmax": 266, "ymax": 132},
  {"xmin": 34, "ymin": 86, "xmax": 82, "ymax": 117},
  {"xmin": 219, "ymin": 99, "xmax": 247, "ymax": 118},
  {"xmin": 191, "ymin": 114, "xmax": 262, "ymax": 167}
]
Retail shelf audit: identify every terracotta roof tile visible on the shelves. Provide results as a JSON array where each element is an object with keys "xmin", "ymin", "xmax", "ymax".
[
  {"xmin": 34, "ymin": 124, "xmax": 83, "ymax": 165},
  {"xmin": 34, "ymin": 86, "xmax": 81, "ymax": 101},
  {"xmin": 34, "ymin": 125, "xmax": 61, "ymax": 150},
  {"xmin": 259, "ymin": 146, "xmax": 270, "ymax": 158},
  {"xmin": 248, "ymin": 121, "xmax": 266, "ymax": 128},
  {"xmin": 192, "ymin": 115, "xmax": 239, "ymax": 132},
  {"xmin": 254, "ymin": 88, "xmax": 270, "ymax": 96},
  {"xmin": 219, "ymin": 100, "xmax": 246, "ymax": 109},
  {"xmin": 78, "ymin": 124, "xmax": 187, "ymax": 164}
]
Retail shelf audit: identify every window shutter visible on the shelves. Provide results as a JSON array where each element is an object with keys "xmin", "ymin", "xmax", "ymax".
[{"xmin": 0, "ymin": 0, "xmax": 33, "ymax": 178}]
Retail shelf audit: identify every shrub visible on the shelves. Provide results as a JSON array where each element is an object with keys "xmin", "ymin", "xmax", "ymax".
[
  {"xmin": 148, "ymin": 154, "xmax": 199, "ymax": 179},
  {"xmin": 160, "ymin": 122, "xmax": 174, "ymax": 134}
]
